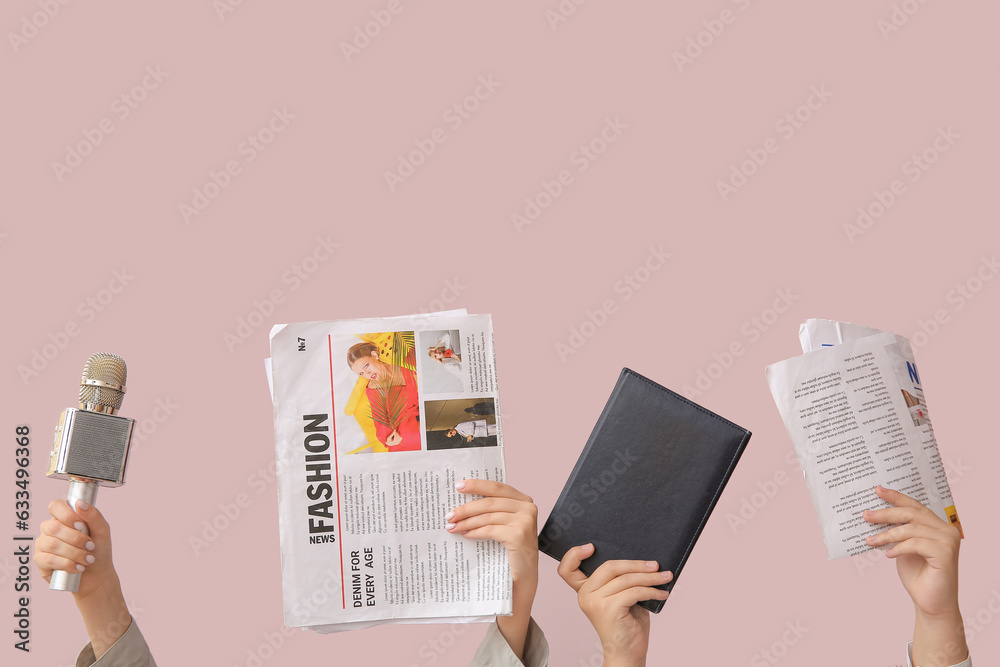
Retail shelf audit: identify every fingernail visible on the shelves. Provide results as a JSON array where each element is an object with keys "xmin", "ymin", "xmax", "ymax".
[
  {"xmin": 85, "ymin": 541, "xmax": 95, "ymax": 551},
  {"xmin": 74, "ymin": 522, "xmax": 86, "ymax": 532},
  {"xmin": 661, "ymin": 571, "xmax": 672, "ymax": 582},
  {"xmin": 582, "ymin": 543, "xmax": 594, "ymax": 551},
  {"xmin": 445, "ymin": 523, "xmax": 456, "ymax": 531},
  {"xmin": 85, "ymin": 554, "xmax": 96, "ymax": 564},
  {"xmin": 75, "ymin": 564, "xmax": 85, "ymax": 572},
  {"xmin": 76, "ymin": 500, "xmax": 90, "ymax": 511},
  {"xmin": 646, "ymin": 561, "xmax": 657, "ymax": 570},
  {"xmin": 445, "ymin": 511, "xmax": 455, "ymax": 521},
  {"xmin": 455, "ymin": 481, "xmax": 466, "ymax": 490}
]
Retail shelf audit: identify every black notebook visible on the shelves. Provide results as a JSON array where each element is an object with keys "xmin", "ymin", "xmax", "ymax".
[{"xmin": 538, "ymin": 368, "xmax": 751, "ymax": 613}]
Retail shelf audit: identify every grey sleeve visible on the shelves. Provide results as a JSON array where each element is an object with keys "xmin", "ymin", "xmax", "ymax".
[
  {"xmin": 469, "ymin": 617, "xmax": 549, "ymax": 667},
  {"xmin": 76, "ymin": 617, "xmax": 156, "ymax": 667}
]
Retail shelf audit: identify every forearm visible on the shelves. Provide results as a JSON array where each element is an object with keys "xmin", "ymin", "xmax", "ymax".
[
  {"xmin": 604, "ymin": 656, "xmax": 646, "ymax": 667},
  {"xmin": 74, "ymin": 576, "xmax": 131, "ymax": 658},
  {"xmin": 497, "ymin": 577, "xmax": 536, "ymax": 662},
  {"xmin": 912, "ymin": 607, "xmax": 969, "ymax": 667}
]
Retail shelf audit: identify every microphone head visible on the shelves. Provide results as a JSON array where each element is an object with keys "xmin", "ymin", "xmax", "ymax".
[
  {"xmin": 47, "ymin": 353, "xmax": 135, "ymax": 487},
  {"xmin": 79, "ymin": 353, "xmax": 127, "ymax": 414}
]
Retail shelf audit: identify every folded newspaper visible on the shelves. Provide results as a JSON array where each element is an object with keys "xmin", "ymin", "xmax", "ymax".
[
  {"xmin": 766, "ymin": 319, "xmax": 962, "ymax": 560},
  {"xmin": 267, "ymin": 311, "xmax": 512, "ymax": 632}
]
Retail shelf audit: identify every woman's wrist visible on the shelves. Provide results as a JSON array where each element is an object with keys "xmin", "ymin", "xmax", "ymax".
[
  {"xmin": 498, "ymin": 585, "xmax": 535, "ymax": 661},
  {"xmin": 603, "ymin": 652, "xmax": 646, "ymax": 667},
  {"xmin": 915, "ymin": 601, "xmax": 962, "ymax": 623},
  {"xmin": 511, "ymin": 576, "xmax": 537, "ymax": 612},
  {"xmin": 72, "ymin": 570, "xmax": 122, "ymax": 608},
  {"xmin": 913, "ymin": 605, "xmax": 968, "ymax": 667},
  {"xmin": 74, "ymin": 578, "xmax": 131, "ymax": 658},
  {"xmin": 599, "ymin": 630, "xmax": 649, "ymax": 667}
]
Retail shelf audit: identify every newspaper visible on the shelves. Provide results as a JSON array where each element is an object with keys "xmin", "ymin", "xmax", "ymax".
[
  {"xmin": 765, "ymin": 319, "xmax": 962, "ymax": 559},
  {"xmin": 267, "ymin": 311, "xmax": 512, "ymax": 632}
]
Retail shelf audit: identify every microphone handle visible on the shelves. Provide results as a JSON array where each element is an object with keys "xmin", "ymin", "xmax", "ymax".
[{"xmin": 49, "ymin": 480, "xmax": 99, "ymax": 593}]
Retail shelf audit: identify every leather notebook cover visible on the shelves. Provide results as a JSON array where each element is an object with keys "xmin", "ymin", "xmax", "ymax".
[{"xmin": 538, "ymin": 368, "xmax": 752, "ymax": 613}]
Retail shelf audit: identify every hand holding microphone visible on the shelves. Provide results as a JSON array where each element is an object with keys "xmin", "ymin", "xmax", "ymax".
[
  {"xmin": 33, "ymin": 493, "xmax": 136, "ymax": 659},
  {"xmin": 34, "ymin": 499, "xmax": 118, "ymax": 598},
  {"xmin": 44, "ymin": 353, "xmax": 135, "ymax": 593},
  {"xmin": 33, "ymin": 353, "xmax": 153, "ymax": 661}
]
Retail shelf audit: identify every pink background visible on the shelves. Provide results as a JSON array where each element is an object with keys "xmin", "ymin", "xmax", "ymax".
[{"xmin": 3, "ymin": 1, "xmax": 998, "ymax": 665}]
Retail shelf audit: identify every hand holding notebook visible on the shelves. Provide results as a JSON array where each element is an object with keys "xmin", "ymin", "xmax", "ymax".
[
  {"xmin": 558, "ymin": 543, "xmax": 672, "ymax": 664},
  {"xmin": 539, "ymin": 368, "xmax": 752, "ymax": 613}
]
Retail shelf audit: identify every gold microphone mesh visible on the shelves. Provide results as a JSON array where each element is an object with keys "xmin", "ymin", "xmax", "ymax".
[{"xmin": 78, "ymin": 353, "xmax": 127, "ymax": 411}]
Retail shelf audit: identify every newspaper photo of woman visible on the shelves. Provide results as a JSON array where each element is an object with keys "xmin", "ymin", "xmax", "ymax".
[
  {"xmin": 429, "ymin": 331, "xmax": 462, "ymax": 365},
  {"xmin": 419, "ymin": 329, "xmax": 465, "ymax": 394},
  {"xmin": 346, "ymin": 335, "xmax": 421, "ymax": 452}
]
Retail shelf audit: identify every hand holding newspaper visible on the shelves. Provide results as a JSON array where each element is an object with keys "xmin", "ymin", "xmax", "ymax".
[
  {"xmin": 766, "ymin": 319, "xmax": 962, "ymax": 559},
  {"xmin": 266, "ymin": 311, "xmax": 512, "ymax": 632}
]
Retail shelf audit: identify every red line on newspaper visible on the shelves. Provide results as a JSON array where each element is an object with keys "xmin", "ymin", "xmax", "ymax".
[{"xmin": 328, "ymin": 335, "xmax": 346, "ymax": 609}]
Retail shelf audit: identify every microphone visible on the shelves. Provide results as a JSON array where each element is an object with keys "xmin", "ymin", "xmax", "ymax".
[{"xmin": 46, "ymin": 353, "xmax": 135, "ymax": 593}]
